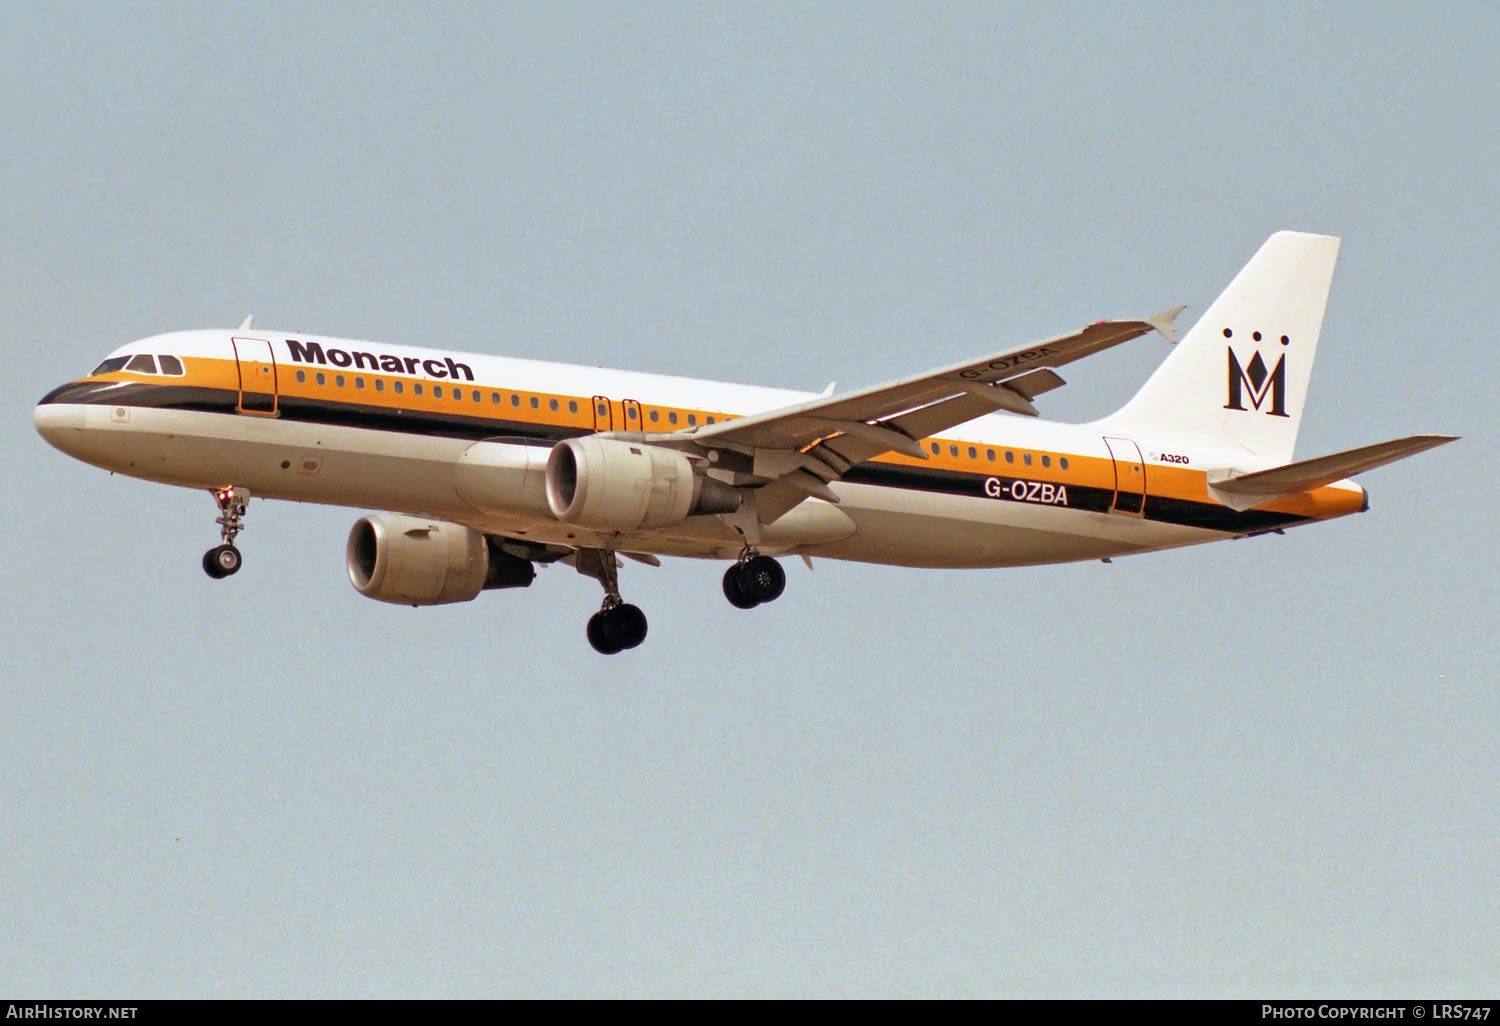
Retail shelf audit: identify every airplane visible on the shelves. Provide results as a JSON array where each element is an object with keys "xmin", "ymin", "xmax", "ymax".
[{"xmin": 35, "ymin": 231, "xmax": 1455, "ymax": 653}]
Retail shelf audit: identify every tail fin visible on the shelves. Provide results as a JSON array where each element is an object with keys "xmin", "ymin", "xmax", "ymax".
[{"xmin": 1103, "ymin": 231, "xmax": 1341, "ymax": 463}]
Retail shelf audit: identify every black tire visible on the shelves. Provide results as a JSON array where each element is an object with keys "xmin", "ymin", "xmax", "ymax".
[
  {"xmin": 607, "ymin": 603, "xmax": 648, "ymax": 650},
  {"xmin": 203, "ymin": 545, "xmax": 240, "ymax": 579},
  {"xmin": 744, "ymin": 555, "xmax": 785, "ymax": 603},
  {"xmin": 587, "ymin": 611, "xmax": 623, "ymax": 655},
  {"xmin": 723, "ymin": 564, "xmax": 759, "ymax": 609}
]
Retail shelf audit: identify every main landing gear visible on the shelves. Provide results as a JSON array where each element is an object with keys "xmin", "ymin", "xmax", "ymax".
[
  {"xmin": 202, "ymin": 486, "xmax": 250, "ymax": 580},
  {"xmin": 577, "ymin": 549, "xmax": 648, "ymax": 655},
  {"xmin": 722, "ymin": 551, "xmax": 786, "ymax": 609}
]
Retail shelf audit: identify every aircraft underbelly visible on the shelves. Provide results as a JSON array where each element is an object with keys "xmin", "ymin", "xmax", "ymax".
[{"xmin": 814, "ymin": 481, "xmax": 1209, "ymax": 568}]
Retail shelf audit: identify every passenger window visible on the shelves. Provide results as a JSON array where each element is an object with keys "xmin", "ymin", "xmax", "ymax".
[
  {"xmin": 490, "ymin": 392, "xmax": 500, "ymax": 404},
  {"xmin": 668, "ymin": 411, "xmax": 678, "ymax": 425},
  {"xmin": 1041, "ymin": 455, "xmax": 1051, "ymax": 468},
  {"xmin": 295, "ymin": 370, "xmax": 307, "ymax": 384},
  {"xmin": 649, "ymin": 410, "xmax": 659, "ymax": 423},
  {"xmin": 375, "ymin": 379, "xmax": 385, "ymax": 392},
  {"xmin": 335, "ymin": 375, "xmax": 345, "ymax": 388},
  {"xmin": 414, "ymin": 383, "xmax": 423, "ymax": 396},
  {"xmin": 949, "ymin": 444, "xmax": 958, "ymax": 457},
  {"xmin": 549, "ymin": 398, "xmax": 559, "ymax": 411},
  {"xmin": 930, "ymin": 442, "xmax": 940, "ymax": 454},
  {"xmin": 967, "ymin": 446, "xmax": 977, "ymax": 459},
  {"xmin": 986, "ymin": 449, "xmax": 995, "ymax": 461},
  {"xmin": 393, "ymin": 381, "xmax": 404, "ymax": 394},
  {"xmin": 1005, "ymin": 451, "xmax": 1014, "ymax": 464},
  {"xmin": 91, "ymin": 357, "xmax": 130, "ymax": 375},
  {"xmin": 568, "ymin": 400, "xmax": 578, "ymax": 414},
  {"xmin": 510, "ymin": 394, "xmax": 520, "ymax": 407},
  {"xmin": 158, "ymin": 355, "xmax": 185, "ymax": 375},
  {"xmin": 316, "ymin": 372, "xmax": 327, "ymax": 386},
  {"xmin": 705, "ymin": 415, "xmax": 714, "ymax": 424},
  {"xmin": 529, "ymin": 396, "xmax": 539, "ymax": 409},
  {"xmin": 355, "ymin": 377, "xmax": 365, "ymax": 390},
  {"xmin": 433, "ymin": 385, "xmax": 443, "ymax": 398},
  {"xmin": 1023, "ymin": 453, "xmax": 1033, "ymax": 466},
  {"xmin": 1060, "ymin": 457, "xmax": 1069, "ymax": 471},
  {"xmin": 126, "ymin": 354, "xmax": 157, "ymax": 373},
  {"xmin": 687, "ymin": 414, "xmax": 698, "ymax": 426},
  {"xmin": 472, "ymin": 390, "xmax": 481, "ymax": 403}
]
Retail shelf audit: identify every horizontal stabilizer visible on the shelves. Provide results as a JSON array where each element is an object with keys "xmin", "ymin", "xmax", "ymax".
[{"xmin": 1209, "ymin": 434, "xmax": 1457, "ymax": 507}]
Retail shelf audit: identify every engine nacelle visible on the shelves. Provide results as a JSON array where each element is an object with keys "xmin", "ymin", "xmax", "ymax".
[
  {"xmin": 545, "ymin": 437, "xmax": 739, "ymax": 532},
  {"xmin": 346, "ymin": 514, "xmax": 534, "ymax": 606}
]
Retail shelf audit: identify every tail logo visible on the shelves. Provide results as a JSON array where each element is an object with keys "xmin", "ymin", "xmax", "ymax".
[{"xmin": 1224, "ymin": 341, "xmax": 1289, "ymax": 418}]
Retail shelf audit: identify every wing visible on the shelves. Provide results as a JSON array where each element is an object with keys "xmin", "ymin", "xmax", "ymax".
[{"xmin": 627, "ymin": 309, "xmax": 1183, "ymax": 522}]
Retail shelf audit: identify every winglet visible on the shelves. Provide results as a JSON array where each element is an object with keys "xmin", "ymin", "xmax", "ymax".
[{"xmin": 1144, "ymin": 305, "xmax": 1186, "ymax": 345}]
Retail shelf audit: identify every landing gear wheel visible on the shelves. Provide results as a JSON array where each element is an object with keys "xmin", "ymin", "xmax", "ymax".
[
  {"xmin": 607, "ymin": 603, "xmax": 648, "ymax": 650},
  {"xmin": 723, "ymin": 556, "xmax": 785, "ymax": 608},
  {"xmin": 743, "ymin": 555, "xmax": 786, "ymax": 603},
  {"xmin": 723, "ymin": 564, "xmax": 759, "ymax": 608},
  {"xmin": 587, "ymin": 603, "xmax": 648, "ymax": 654},
  {"xmin": 203, "ymin": 544, "xmax": 242, "ymax": 579},
  {"xmin": 587, "ymin": 611, "xmax": 622, "ymax": 654}
]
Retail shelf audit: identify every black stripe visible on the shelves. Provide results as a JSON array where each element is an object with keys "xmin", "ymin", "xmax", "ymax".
[
  {"xmin": 39, "ymin": 380, "xmax": 240, "ymax": 412},
  {"xmin": 844, "ymin": 463, "xmax": 1309, "ymax": 533},
  {"xmin": 45, "ymin": 381, "xmax": 1316, "ymax": 534},
  {"xmin": 38, "ymin": 381, "xmax": 583, "ymax": 445},
  {"xmin": 1145, "ymin": 495, "xmax": 1303, "ymax": 533}
]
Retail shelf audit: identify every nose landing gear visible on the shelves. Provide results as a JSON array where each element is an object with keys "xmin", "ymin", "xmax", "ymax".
[{"xmin": 202, "ymin": 486, "xmax": 250, "ymax": 579}]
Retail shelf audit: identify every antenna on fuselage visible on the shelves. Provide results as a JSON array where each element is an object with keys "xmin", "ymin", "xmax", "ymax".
[{"xmin": 238, "ymin": 315, "xmax": 253, "ymax": 331}]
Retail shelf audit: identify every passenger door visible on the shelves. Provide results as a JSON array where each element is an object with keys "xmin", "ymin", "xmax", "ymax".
[
  {"xmin": 1103, "ymin": 436, "xmax": 1146, "ymax": 515},
  {"xmin": 231, "ymin": 337, "xmax": 278, "ymax": 414}
]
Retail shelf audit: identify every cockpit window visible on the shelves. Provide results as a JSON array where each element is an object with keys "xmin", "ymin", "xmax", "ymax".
[
  {"xmin": 91, "ymin": 357, "xmax": 130, "ymax": 375},
  {"xmin": 125, "ymin": 354, "xmax": 157, "ymax": 373},
  {"xmin": 158, "ymin": 355, "xmax": 185, "ymax": 375}
]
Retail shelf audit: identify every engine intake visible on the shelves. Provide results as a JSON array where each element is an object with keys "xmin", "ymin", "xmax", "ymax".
[
  {"xmin": 545, "ymin": 437, "xmax": 739, "ymax": 532},
  {"xmin": 346, "ymin": 514, "xmax": 534, "ymax": 606}
]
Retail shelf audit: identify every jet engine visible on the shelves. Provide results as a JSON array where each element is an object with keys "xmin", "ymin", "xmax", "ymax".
[
  {"xmin": 346, "ymin": 514, "xmax": 534, "ymax": 606},
  {"xmin": 545, "ymin": 437, "xmax": 739, "ymax": 532}
]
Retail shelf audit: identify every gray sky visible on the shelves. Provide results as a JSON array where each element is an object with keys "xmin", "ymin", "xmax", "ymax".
[{"xmin": 3, "ymin": 1, "xmax": 1495, "ymax": 998}]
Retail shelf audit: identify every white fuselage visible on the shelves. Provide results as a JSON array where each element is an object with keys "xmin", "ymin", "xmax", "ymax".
[{"xmin": 34, "ymin": 329, "xmax": 1364, "ymax": 569}]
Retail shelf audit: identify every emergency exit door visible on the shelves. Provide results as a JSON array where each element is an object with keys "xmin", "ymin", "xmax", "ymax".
[{"xmin": 592, "ymin": 395, "xmax": 613, "ymax": 432}]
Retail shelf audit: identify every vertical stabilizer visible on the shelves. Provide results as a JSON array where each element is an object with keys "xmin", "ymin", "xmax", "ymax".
[{"xmin": 1103, "ymin": 231, "xmax": 1340, "ymax": 463}]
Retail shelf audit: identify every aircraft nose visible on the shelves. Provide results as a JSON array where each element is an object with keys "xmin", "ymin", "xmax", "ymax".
[
  {"xmin": 34, "ymin": 383, "xmax": 101, "ymax": 456},
  {"xmin": 35, "ymin": 396, "xmax": 83, "ymax": 451}
]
